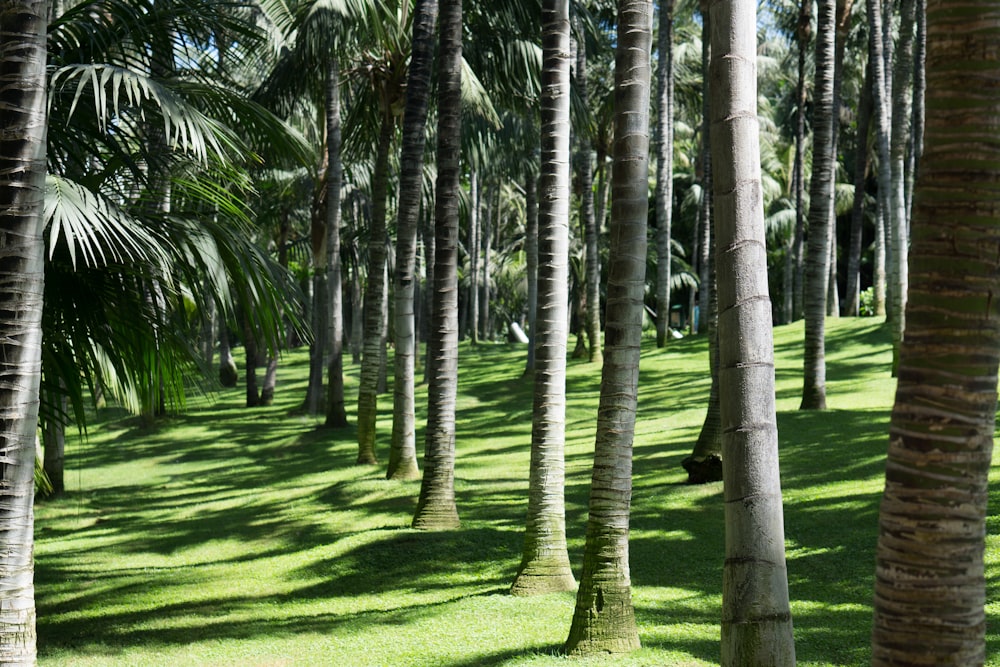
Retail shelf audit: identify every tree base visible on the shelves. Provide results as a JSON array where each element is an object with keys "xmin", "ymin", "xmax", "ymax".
[
  {"xmin": 412, "ymin": 503, "xmax": 460, "ymax": 530},
  {"xmin": 386, "ymin": 459, "xmax": 420, "ymax": 481},
  {"xmin": 510, "ymin": 560, "xmax": 576, "ymax": 596},
  {"xmin": 682, "ymin": 454, "xmax": 723, "ymax": 484},
  {"xmin": 219, "ymin": 361, "xmax": 238, "ymax": 387},
  {"xmin": 564, "ymin": 588, "xmax": 641, "ymax": 655}
]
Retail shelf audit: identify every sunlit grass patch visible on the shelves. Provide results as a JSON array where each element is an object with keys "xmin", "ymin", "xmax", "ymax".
[{"xmin": 34, "ymin": 319, "xmax": 1000, "ymax": 666}]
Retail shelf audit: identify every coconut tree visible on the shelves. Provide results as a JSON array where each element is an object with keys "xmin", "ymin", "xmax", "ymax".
[
  {"xmin": 887, "ymin": 0, "xmax": 916, "ymax": 374},
  {"xmin": 387, "ymin": 0, "xmax": 438, "ymax": 480},
  {"xmin": 799, "ymin": 0, "xmax": 837, "ymax": 410},
  {"xmin": 412, "ymin": 0, "xmax": 462, "ymax": 531},
  {"xmin": 871, "ymin": 3, "xmax": 1000, "ymax": 662},
  {"xmin": 574, "ymin": 15, "xmax": 602, "ymax": 364},
  {"xmin": 510, "ymin": 0, "xmax": 576, "ymax": 595},
  {"xmin": 0, "ymin": 0, "xmax": 47, "ymax": 659},
  {"xmin": 563, "ymin": 0, "xmax": 651, "ymax": 653},
  {"xmin": 654, "ymin": 0, "xmax": 676, "ymax": 347},
  {"xmin": 354, "ymin": 17, "xmax": 406, "ymax": 463},
  {"xmin": 709, "ymin": 0, "xmax": 796, "ymax": 662}
]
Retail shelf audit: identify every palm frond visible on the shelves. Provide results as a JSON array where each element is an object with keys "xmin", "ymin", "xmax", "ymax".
[{"xmin": 45, "ymin": 174, "xmax": 171, "ymax": 271}]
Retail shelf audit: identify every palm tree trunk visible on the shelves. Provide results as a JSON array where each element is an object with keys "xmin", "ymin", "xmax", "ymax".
[
  {"xmin": 574, "ymin": 25, "xmax": 602, "ymax": 364},
  {"xmin": 260, "ymin": 355, "xmax": 278, "ymax": 405},
  {"xmin": 350, "ymin": 246, "xmax": 363, "ymax": 365},
  {"xmin": 710, "ymin": 1, "xmax": 795, "ymax": 662},
  {"xmin": 564, "ymin": 0, "xmax": 650, "ymax": 653},
  {"xmin": 422, "ymin": 195, "xmax": 436, "ymax": 384},
  {"xmin": 872, "ymin": 6, "xmax": 999, "ymax": 661},
  {"xmin": 791, "ymin": 0, "xmax": 812, "ymax": 323},
  {"xmin": 888, "ymin": 0, "xmax": 916, "ymax": 375},
  {"xmin": 388, "ymin": 0, "xmax": 437, "ymax": 479},
  {"xmin": 468, "ymin": 169, "xmax": 480, "ymax": 345},
  {"xmin": 654, "ymin": 0, "xmax": 675, "ymax": 348},
  {"xmin": 523, "ymin": 165, "xmax": 538, "ymax": 376},
  {"xmin": 844, "ymin": 61, "xmax": 873, "ymax": 317},
  {"xmin": 867, "ymin": 0, "xmax": 891, "ymax": 318},
  {"xmin": 799, "ymin": 0, "xmax": 837, "ymax": 410},
  {"xmin": 42, "ymin": 394, "xmax": 67, "ymax": 497},
  {"xmin": 218, "ymin": 327, "xmax": 238, "ymax": 387},
  {"xmin": 0, "ymin": 1, "xmax": 47, "ymax": 657},
  {"xmin": 325, "ymin": 56, "xmax": 348, "ymax": 428},
  {"xmin": 356, "ymin": 113, "xmax": 396, "ymax": 465},
  {"xmin": 683, "ymin": 260, "xmax": 721, "ymax": 483},
  {"xmin": 412, "ymin": 0, "xmax": 462, "ymax": 531},
  {"xmin": 511, "ymin": 0, "xmax": 575, "ymax": 595},
  {"xmin": 481, "ymin": 190, "xmax": 493, "ymax": 339},
  {"xmin": 306, "ymin": 196, "xmax": 329, "ymax": 415},
  {"xmin": 243, "ymin": 314, "xmax": 260, "ymax": 408},
  {"xmin": 696, "ymin": 7, "xmax": 711, "ymax": 335}
]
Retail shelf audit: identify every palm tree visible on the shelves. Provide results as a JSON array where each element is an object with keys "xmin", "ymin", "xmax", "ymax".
[
  {"xmin": 0, "ymin": 0, "xmax": 47, "ymax": 659},
  {"xmin": 654, "ymin": 0, "xmax": 675, "ymax": 348},
  {"xmin": 709, "ymin": 0, "xmax": 795, "ymax": 662},
  {"xmin": 799, "ymin": 0, "xmax": 836, "ymax": 410},
  {"xmin": 563, "ymin": 0, "xmax": 651, "ymax": 653},
  {"xmin": 387, "ymin": 0, "xmax": 438, "ymax": 480},
  {"xmin": 871, "ymin": 4, "xmax": 1000, "ymax": 662},
  {"xmin": 888, "ymin": 0, "xmax": 916, "ymax": 374},
  {"xmin": 870, "ymin": 0, "xmax": 892, "ymax": 320},
  {"xmin": 574, "ymin": 16, "xmax": 602, "ymax": 365},
  {"xmin": 510, "ymin": 0, "xmax": 575, "ymax": 595},
  {"xmin": 412, "ymin": 0, "xmax": 462, "ymax": 531}
]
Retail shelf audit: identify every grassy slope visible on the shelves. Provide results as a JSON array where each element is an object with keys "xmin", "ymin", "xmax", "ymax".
[{"xmin": 34, "ymin": 318, "xmax": 1000, "ymax": 666}]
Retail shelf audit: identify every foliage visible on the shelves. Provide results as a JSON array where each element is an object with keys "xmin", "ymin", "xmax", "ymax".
[{"xmin": 858, "ymin": 286, "xmax": 877, "ymax": 317}]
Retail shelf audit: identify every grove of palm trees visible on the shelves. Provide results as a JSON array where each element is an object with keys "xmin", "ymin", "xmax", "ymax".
[{"xmin": 0, "ymin": 0, "xmax": 997, "ymax": 664}]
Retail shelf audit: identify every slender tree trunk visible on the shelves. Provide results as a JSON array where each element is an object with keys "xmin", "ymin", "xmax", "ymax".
[
  {"xmin": 791, "ymin": 0, "xmax": 812, "ymax": 323},
  {"xmin": 260, "ymin": 355, "xmax": 278, "ymax": 405},
  {"xmin": 0, "ymin": 2, "xmax": 47, "ymax": 657},
  {"xmin": 468, "ymin": 169, "xmax": 480, "ymax": 345},
  {"xmin": 388, "ymin": 0, "xmax": 437, "ymax": 478},
  {"xmin": 844, "ymin": 61, "xmax": 874, "ymax": 317},
  {"xmin": 523, "ymin": 165, "xmax": 539, "ymax": 376},
  {"xmin": 565, "ymin": 0, "xmax": 650, "ymax": 653},
  {"xmin": 888, "ymin": 0, "xmax": 916, "ymax": 375},
  {"xmin": 325, "ymin": 57, "xmax": 349, "ymax": 427},
  {"xmin": 480, "ymin": 190, "xmax": 492, "ymax": 340},
  {"xmin": 575, "ymin": 26, "xmax": 602, "ymax": 364},
  {"xmin": 696, "ymin": 7, "xmax": 712, "ymax": 335},
  {"xmin": 710, "ymin": 2, "xmax": 796, "ymax": 662},
  {"xmin": 511, "ymin": 0, "xmax": 575, "ymax": 595},
  {"xmin": 413, "ymin": 0, "xmax": 462, "ymax": 531},
  {"xmin": 868, "ymin": 0, "xmax": 891, "ymax": 318},
  {"xmin": 41, "ymin": 392, "xmax": 66, "ymax": 497},
  {"xmin": 654, "ymin": 0, "xmax": 675, "ymax": 347},
  {"xmin": 872, "ymin": 6, "xmax": 1000, "ymax": 662},
  {"xmin": 799, "ymin": 0, "xmax": 837, "ymax": 410},
  {"xmin": 305, "ymin": 187, "xmax": 329, "ymax": 415},
  {"xmin": 683, "ymin": 259, "xmax": 721, "ymax": 483},
  {"xmin": 422, "ymin": 194, "xmax": 436, "ymax": 384},
  {"xmin": 377, "ymin": 259, "xmax": 388, "ymax": 394},
  {"xmin": 684, "ymin": 0, "xmax": 721, "ymax": 484},
  {"xmin": 356, "ymin": 114, "xmax": 396, "ymax": 465},
  {"xmin": 874, "ymin": 206, "xmax": 887, "ymax": 315},
  {"xmin": 243, "ymin": 314, "xmax": 260, "ymax": 408},
  {"xmin": 350, "ymin": 246, "xmax": 364, "ymax": 364},
  {"xmin": 218, "ymin": 327, "xmax": 238, "ymax": 387}
]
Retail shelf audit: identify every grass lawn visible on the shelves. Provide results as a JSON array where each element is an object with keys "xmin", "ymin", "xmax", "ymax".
[{"xmin": 34, "ymin": 318, "xmax": 1000, "ymax": 666}]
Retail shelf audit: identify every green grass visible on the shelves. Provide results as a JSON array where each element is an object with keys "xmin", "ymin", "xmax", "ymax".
[{"xmin": 35, "ymin": 318, "xmax": 1000, "ymax": 666}]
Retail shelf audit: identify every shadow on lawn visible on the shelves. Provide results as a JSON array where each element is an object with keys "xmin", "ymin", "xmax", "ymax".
[{"xmin": 35, "ymin": 330, "xmax": 1000, "ymax": 666}]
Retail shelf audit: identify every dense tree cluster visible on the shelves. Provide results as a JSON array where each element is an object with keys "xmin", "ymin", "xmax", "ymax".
[{"xmin": 0, "ymin": 0, "xmax": 995, "ymax": 663}]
